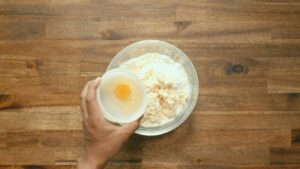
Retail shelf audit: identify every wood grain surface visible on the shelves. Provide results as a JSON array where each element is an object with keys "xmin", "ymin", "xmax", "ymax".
[{"xmin": 0, "ymin": 0, "xmax": 300, "ymax": 168}]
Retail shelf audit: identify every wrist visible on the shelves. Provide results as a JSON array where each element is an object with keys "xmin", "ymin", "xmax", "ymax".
[{"xmin": 78, "ymin": 154, "xmax": 107, "ymax": 169}]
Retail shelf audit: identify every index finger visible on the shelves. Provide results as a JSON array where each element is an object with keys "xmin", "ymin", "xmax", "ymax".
[
  {"xmin": 80, "ymin": 80, "xmax": 91, "ymax": 120},
  {"xmin": 85, "ymin": 77, "xmax": 103, "ymax": 120}
]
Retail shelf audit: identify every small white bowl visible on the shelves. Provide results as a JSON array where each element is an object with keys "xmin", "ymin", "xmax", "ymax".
[{"xmin": 96, "ymin": 68, "xmax": 147, "ymax": 124}]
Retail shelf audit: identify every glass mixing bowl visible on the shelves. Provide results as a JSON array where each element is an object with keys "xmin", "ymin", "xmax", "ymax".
[{"xmin": 107, "ymin": 40, "xmax": 199, "ymax": 136}]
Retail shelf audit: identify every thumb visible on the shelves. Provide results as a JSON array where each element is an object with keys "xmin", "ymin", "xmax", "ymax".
[{"xmin": 118, "ymin": 117, "xmax": 142, "ymax": 139}]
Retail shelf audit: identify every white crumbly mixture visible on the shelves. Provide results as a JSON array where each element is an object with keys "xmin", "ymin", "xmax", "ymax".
[{"xmin": 119, "ymin": 53, "xmax": 191, "ymax": 127}]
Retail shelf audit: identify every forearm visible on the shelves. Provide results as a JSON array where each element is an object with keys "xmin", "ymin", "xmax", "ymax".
[{"xmin": 78, "ymin": 156, "xmax": 107, "ymax": 169}]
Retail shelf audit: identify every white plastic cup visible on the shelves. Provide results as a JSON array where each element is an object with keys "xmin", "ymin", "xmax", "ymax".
[{"xmin": 96, "ymin": 68, "xmax": 147, "ymax": 124}]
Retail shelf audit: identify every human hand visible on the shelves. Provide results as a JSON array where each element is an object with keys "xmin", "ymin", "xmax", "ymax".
[{"xmin": 78, "ymin": 78, "xmax": 140, "ymax": 169}]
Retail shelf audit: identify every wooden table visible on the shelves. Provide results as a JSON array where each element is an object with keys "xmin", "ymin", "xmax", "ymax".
[{"xmin": 0, "ymin": 0, "xmax": 300, "ymax": 168}]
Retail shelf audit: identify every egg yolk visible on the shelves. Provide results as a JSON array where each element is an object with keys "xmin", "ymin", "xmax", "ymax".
[{"xmin": 114, "ymin": 83, "xmax": 131, "ymax": 101}]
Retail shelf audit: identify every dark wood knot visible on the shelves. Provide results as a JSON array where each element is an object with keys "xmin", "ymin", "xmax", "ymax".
[
  {"xmin": 174, "ymin": 21, "xmax": 192, "ymax": 33},
  {"xmin": 232, "ymin": 64, "xmax": 243, "ymax": 73},
  {"xmin": 288, "ymin": 93, "xmax": 298, "ymax": 101},
  {"xmin": 101, "ymin": 29, "xmax": 121, "ymax": 40},
  {"xmin": 196, "ymin": 158, "xmax": 202, "ymax": 163},
  {"xmin": 224, "ymin": 63, "xmax": 246, "ymax": 74},
  {"xmin": 0, "ymin": 94, "xmax": 10, "ymax": 101}
]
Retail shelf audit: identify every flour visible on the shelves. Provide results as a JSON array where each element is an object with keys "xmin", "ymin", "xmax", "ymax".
[{"xmin": 119, "ymin": 53, "xmax": 191, "ymax": 127}]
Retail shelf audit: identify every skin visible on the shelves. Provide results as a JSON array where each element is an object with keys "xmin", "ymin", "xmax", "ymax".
[{"xmin": 78, "ymin": 78, "xmax": 140, "ymax": 169}]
